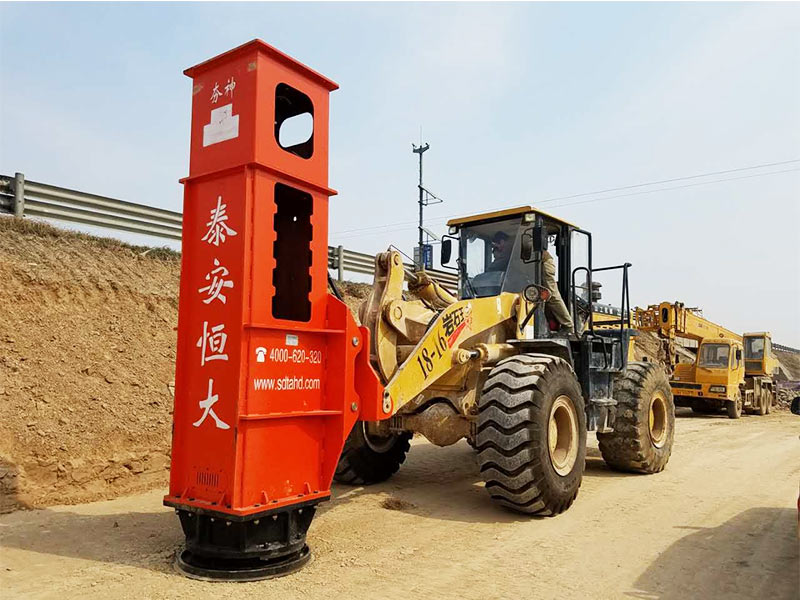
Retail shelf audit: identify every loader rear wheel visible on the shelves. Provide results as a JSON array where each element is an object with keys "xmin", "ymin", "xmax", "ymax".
[
  {"xmin": 334, "ymin": 422, "xmax": 411, "ymax": 485},
  {"xmin": 598, "ymin": 362, "xmax": 674, "ymax": 474},
  {"xmin": 476, "ymin": 355, "xmax": 586, "ymax": 516}
]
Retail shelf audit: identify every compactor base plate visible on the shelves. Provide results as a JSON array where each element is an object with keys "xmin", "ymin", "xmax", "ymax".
[{"xmin": 174, "ymin": 545, "xmax": 311, "ymax": 582}]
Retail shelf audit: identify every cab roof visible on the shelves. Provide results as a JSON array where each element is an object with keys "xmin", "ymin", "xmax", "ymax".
[
  {"xmin": 446, "ymin": 205, "xmax": 578, "ymax": 229},
  {"xmin": 743, "ymin": 332, "xmax": 771, "ymax": 338}
]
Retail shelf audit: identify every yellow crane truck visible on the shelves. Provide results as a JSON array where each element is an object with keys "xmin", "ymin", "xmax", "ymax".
[
  {"xmin": 334, "ymin": 206, "xmax": 675, "ymax": 516},
  {"xmin": 633, "ymin": 302, "xmax": 777, "ymax": 418}
]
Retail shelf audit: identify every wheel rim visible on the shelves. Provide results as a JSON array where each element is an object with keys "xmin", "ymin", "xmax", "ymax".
[
  {"xmin": 548, "ymin": 395, "xmax": 579, "ymax": 476},
  {"xmin": 649, "ymin": 392, "xmax": 668, "ymax": 449},
  {"xmin": 362, "ymin": 422, "xmax": 396, "ymax": 453}
]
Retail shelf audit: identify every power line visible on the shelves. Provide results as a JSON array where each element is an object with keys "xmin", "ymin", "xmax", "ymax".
[
  {"xmin": 333, "ymin": 165, "xmax": 800, "ymax": 240},
  {"xmin": 331, "ymin": 158, "xmax": 800, "ymax": 237},
  {"xmin": 534, "ymin": 158, "xmax": 800, "ymax": 206},
  {"xmin": 550, "ymin": 167, "xmax": 800, "ymax": 209}
]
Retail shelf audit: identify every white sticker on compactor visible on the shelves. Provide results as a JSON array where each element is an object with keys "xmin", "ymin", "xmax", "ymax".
[{"xmin": 203, "ymin": 103, "xmax": 239, "ymax": 147}]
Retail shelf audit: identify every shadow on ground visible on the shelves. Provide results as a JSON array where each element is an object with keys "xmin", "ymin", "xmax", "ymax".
[
  {"xmin": 624, "ymin": 507, "xmax": 798, "ymax": 600},
  {"xmin": 0, "ymin": 506, "xmax": 179, "ymax": 574},
  {"xmin": 325, "ymin": 438, "xmax": 628, "ymax": 524}
]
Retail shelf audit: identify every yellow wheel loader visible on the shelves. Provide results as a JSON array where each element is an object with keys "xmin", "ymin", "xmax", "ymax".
[{"xmin": 334, "ymin": 206, "xmax": 675, "ymax": 515}]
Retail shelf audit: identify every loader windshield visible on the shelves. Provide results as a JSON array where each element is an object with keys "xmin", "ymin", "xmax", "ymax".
[
  {"xmin": 459, "ymin": 220, "xmax": 528, "ymax": 298},
  {"xmin": 698, "ymin": 343, "xmax": 730, "ymax": 368}
]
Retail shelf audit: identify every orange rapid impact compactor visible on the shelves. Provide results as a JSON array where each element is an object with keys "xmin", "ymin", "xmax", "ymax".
[{"xmin": 164, "ymin": 40, "xmax": 387, "ymax": 581}]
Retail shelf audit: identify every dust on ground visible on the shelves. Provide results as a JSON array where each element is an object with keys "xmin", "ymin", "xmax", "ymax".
[{"xmin": 1, "ymin": 412, "xmax": 797, "ymax": 600}]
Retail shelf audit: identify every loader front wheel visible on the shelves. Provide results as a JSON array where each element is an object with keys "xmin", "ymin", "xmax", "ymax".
[
  {"xmin": 598, "ymin": 362, "xmax": 674, "ymax": 474},
  {"xmin": 476, "ymin": 355, "xmax": 586, "ymax": 516},
  {"xmin": 334, "ymin": 422, "xmax": 411, "ymax": 485}
]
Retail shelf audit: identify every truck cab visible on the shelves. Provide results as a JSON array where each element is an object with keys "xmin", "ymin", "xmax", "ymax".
[
  {"xmin": 743, "ymin": 332, "xmax": 777, "ymax": 378},
  {"xmin": 672, "ymin": 338, "xmax": 745, "ymax": 414}
]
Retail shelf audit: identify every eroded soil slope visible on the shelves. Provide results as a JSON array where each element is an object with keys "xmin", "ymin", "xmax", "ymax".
[{"xmin": 0, "ymin": 219, "xmax": 179, "ymax": 512}]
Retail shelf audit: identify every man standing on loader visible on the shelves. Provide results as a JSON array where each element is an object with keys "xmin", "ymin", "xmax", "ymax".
[
  {"xmin": 542, "ymin": 248, "xmax": 574, "ymax": 333},
  {"xmin": 486, "ymin": 231, "xmax": 574, "ymax": 334}
]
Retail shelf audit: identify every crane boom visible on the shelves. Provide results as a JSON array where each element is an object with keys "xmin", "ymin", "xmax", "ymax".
[{"xmin": 633, "ymin": 301, "xmax": 741, "ymax": 344}]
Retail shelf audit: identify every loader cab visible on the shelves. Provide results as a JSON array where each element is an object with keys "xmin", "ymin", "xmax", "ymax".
[
  {"xmin": 442, "ymin": 206, "xmax": 603, "ymax": 338},
  {"xmin": 443, "ymin": 207, "xmax": 579, "ymax": 301}
]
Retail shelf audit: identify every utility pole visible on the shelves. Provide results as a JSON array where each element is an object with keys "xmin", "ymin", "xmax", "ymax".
[
  {"xmin": 412, "ymin": 142, "xmax": 429, "ymax": 266},
  {"xmin": 412, "ymin": 141, "xmax": 443, "ymax": 269}
]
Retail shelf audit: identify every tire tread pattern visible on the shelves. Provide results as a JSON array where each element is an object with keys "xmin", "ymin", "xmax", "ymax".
[
  {"xmin": 597, "ymin": 362, "xmax": 674, "ymax": 474},
  {"xmin": 334, "ymin": 424, "xmax": 411, "ymax": 485},
  {"xmin": 476, "ymin": 354, "xmax": 585, "ymax": 516}
]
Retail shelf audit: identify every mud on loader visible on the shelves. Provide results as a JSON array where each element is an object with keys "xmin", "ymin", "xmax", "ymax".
[{"xmin": 336, "ymin": 207, "xmax": 676, "ymax": 515}]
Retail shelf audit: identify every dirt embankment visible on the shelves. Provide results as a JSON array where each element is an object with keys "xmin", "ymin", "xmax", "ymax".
[
  {"xmin": 0, "ymin": 218, "xmax": 180, "ymax": 513},
  {"xmin": 775, "ymin": 349, "xmax": 800, "ymax": 380}
]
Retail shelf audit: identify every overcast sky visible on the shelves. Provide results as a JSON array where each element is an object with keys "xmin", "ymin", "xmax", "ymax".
[{"xmin": 1, "ymin": 2, "xmax": 798, "ymax": 344}]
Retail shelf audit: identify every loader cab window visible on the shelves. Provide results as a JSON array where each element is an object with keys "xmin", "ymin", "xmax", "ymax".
[
  {"xmin": 459, "ymin": 220, "xmax": 525, "ymax": 298},
  {"xmin": 744, "ymin": 337, "xmax": 764, "ymax": 360},
  {"xmin": 698, "ymin": 343, "xmax": 730, "ymax": 369}
]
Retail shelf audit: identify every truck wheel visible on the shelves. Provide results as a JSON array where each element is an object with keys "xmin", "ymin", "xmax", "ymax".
[
  {"xmin": 754, "ymin": 390, "xmax": 769, "ymax": 416},
  {"xmin": 598, "ymin": 362, "xmax": 674, "ymax": 474},
  {"xmin": 334, "ymin": 422, "xmax": 411, "ymax": 485},
  {"xmin": 726, "ymin": 393, "xmax": 743, "ymax": 419},
  {"xmin": 476, "ymin": 355, "xmax": 586, "ymax": 516},
  {"xmin": 765, "ymin": 390, "xmax": 772, "ymax": 414}
]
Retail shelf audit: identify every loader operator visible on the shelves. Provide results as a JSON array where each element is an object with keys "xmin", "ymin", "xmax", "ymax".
[{"xmin": 487, "ymin": 231, "xmax": 512, "ymax": 272}]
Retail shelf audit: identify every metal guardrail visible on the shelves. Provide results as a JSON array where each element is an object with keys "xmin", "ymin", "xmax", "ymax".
[
  {"xmin": 325, "ymin": 245, "xmax": 458, "ymax": 291},
  {"xmin": 0, "ymin": 172, "xmax": 458, "ymax": 291},
  {"xmin": 0, "ymin": 173, "xmax": 182, "ymax": 240},
  {"xmin": 773, "ymin": 343, "xmax": 800, "ymax": 355}
]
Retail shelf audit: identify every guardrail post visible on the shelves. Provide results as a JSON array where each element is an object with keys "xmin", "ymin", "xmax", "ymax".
[
  {"xmin": 13, "ymin": 172, "xmax": 25, "ymax": 218},
  {"xmin": 337, "ymin": 245, "xmax": 344, "ymax": 282}
]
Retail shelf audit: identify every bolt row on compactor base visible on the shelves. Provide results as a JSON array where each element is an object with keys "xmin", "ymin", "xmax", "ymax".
[{"xmin": 164, "ymin": 40, "xmax": 675, "ymax": 581}]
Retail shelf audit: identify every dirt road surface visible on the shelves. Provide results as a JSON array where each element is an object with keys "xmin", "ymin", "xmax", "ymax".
[{"xmin": 2, "ymin": 410, "xmax": 798, "ymax": 600}]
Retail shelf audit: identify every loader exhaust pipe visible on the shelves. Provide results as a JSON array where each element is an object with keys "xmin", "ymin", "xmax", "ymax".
[{"xmin": 164, "ymin": 40, "xmax": 387, "ymax": 581}]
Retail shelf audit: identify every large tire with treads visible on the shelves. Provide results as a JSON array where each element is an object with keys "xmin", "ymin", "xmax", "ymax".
[
  {"xmin": 754, "ymin": 389, "xmax": 769, "ymax": 416},
  {"xmin": 598, "ymin": 362, "xmax": 674, "ymax": 473},
  {"xmin": 334, "ymin": 422, "xmax": 411, "ymax": 485},
  {"xmin": 476, "ymin": 354, "xmax": 586, "ymax": 516}
]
